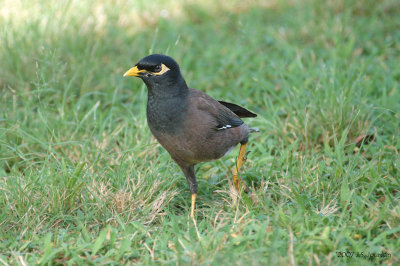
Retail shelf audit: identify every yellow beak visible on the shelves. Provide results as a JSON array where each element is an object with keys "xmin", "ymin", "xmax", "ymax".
[{"xmin": 123, "ymin": 66, "xmax": 145, "ymax": 77}]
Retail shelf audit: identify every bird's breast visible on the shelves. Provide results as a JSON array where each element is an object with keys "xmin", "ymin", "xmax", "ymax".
[{"xmin": 146, "ymin": 96, "xmax": 188, "ymax": 135}]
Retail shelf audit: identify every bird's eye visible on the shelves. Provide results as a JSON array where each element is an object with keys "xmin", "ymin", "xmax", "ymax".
[{"xmin": 154, "ymin": 65, "xmax": 162, "ymax": 72}]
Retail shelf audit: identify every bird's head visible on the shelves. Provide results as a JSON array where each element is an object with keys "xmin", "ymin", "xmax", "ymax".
[{"xmin": 124, "ymin": 54, "xmax": 187, "ymax": 96}]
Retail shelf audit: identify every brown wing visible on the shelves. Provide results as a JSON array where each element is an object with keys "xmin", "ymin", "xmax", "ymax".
[
  {"xmin": 190, "ymin": 90, "xmax": 245, "ymax": 130},
  {"xmin": 172, "ymin": 89, "xmax": 250, "ymax": 162}
]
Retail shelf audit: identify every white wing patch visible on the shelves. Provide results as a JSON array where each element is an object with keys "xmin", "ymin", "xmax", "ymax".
[{"xmin": 217, "ymin": 124, "xmax": 232, "ymax": 130}]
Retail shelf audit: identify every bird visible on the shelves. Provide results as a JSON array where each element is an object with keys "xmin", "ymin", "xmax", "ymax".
[{"xmin": 123, "ymin": 54, "xmax": 257, "ymax": 217}]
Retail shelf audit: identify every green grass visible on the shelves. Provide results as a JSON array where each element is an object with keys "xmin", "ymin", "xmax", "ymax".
[{"xmin": 1, "ymin": 0, "xmax": 399, "ymax": 264}]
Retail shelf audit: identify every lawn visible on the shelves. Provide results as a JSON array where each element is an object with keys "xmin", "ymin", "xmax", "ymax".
[{"xmin": 1, "ymin": 0, "xmax": 399, "ymax": 264}]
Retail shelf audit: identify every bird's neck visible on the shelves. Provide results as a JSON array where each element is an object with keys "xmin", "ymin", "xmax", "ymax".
[
  {"xmin": 145, "ymin": 76, "xmax": 188, "ymax": 98},
  {"xmin": 146, "ymin": 78, "xmax": 189, "ymax": 134}
]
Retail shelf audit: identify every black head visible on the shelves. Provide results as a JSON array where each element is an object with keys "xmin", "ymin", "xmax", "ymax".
[{"xmin": 124, "ymin": 54, "xmax": 187, "ymax": 96}]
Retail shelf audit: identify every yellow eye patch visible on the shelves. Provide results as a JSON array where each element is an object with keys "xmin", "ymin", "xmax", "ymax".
[{"xmin": 153, "ymin": 64, "xmax": 170, "ymax": 75}]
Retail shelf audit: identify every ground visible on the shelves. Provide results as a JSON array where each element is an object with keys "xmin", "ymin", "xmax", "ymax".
[{"xmin": 0, "ymin": 0, "xmax": 399, "ymax": 264}]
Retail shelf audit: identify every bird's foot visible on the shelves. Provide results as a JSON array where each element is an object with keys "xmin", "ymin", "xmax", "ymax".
[
  {"xmin": 232, "ymin": 143, "xmax": 249, "ymax": 193},
  {"xmin": 244, "ymin": 151, "xmax": 251, "ymax": 162},
  {"xmin": 190, "ymin": 193, "xmax": 197, "ymax": 218}
]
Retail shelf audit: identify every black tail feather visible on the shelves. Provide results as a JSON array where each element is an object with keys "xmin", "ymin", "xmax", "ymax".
[{"xmin": 218, "ymin": 101, "xmax": 257, "ymax": 118}]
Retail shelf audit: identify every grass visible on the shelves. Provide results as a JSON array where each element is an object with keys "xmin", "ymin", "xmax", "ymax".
[{"xmin": 1, "ymin": 0, "xmax": 399, "ymax": 264}]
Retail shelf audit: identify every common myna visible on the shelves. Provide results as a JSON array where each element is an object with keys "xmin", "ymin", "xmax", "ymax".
[{"xmin": 124, "ymin": 54, "xmax": 257, "ymax": 217}]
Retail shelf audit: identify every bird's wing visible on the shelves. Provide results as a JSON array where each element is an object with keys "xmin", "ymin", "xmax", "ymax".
[
  {"xmin": 218, "ymin": 101, "xmax": 257, "ymax": 118},
  {"xmin": 211, "ymin": 106, "xmax": 244, "ymax": 131},
  {"xmin": 190, "ymin": 89, "xmax": 244, "ymax": 131}
]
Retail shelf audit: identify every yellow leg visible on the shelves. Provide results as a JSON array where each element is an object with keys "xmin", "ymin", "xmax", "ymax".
[
  {"xmin": 190, "ymin": 193, "xmax": 197, "ymax": 218},
  {"xmin": 232, "ymin": 143, "xmax": 248, "ymax": 192}
]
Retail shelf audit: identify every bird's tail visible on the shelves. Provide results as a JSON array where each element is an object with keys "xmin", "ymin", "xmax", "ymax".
[{"xmin": 249, "ymin": 127, "xmax": 260, "ymax": 133}]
